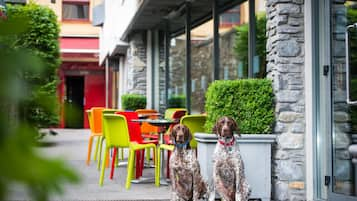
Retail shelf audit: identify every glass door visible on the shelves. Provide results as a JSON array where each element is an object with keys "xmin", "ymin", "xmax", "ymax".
[{"xmin": 330, "ymin": 1, "xmax": 357, "ymax": 200}]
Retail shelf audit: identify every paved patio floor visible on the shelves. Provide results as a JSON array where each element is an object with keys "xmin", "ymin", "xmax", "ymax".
[{"xmin": 7, "ymin": 129, "xmax": 171, "ymax": 201}]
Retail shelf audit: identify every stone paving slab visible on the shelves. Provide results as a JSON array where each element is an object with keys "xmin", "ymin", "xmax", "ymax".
[{"xmin": 7, "ymin": 129, "xmax": 171, "ymax": 201}]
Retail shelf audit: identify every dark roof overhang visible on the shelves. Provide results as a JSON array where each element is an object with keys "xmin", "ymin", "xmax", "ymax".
[{"xmin": 121, "ymin": 0, "xmax": 244, "ymax": 41}]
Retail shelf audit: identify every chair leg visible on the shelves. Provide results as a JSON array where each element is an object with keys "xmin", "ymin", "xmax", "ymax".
[
  {"xmin": 120, "ymin": 148, "xmax": 124, "ymax": 160},
  {"xmin": 99, "ymin": 148, "xmax": 109, "ymax": 186},
  {"xmin": 126, "ymin": 149, "xmax": 135, "ymax": 189},
  {"xmin": 86, "ymin": 135, "xmax": 93, "ymax": 165},
  {"xmin": 135, "ymin": 150, "xmax": 141, "ymax": 179},
  {"xmin": 97, "ymin": 136, "xmax": 105, "ymax": 170},
  {"xmin": 166, "ymin": 150, "xmax": 171, "ymax": 178},
  {"xmin": 155, "ymin": 146, "xmax": 161, "ymax": 187},
  {"xmin": 93, "ymin": 136, "xmax": 100, "ymax": 161},
  {"xmin": 145, "ymin": 147, "xmax": 150, "ymax": 163},
  {"xmin": 115, "ymin": 148, "xmax": 119, "ymax": 167},
  {"xmin": 110, "ymin": 148, "xmax": 117, "ymax": 180}
]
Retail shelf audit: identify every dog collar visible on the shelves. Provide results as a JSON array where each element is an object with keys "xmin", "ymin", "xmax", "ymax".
[
  {"xmin": 218, "ymin": 137, "xmax": 235, "ymax": 147},
  {"xmin": 174, "ymin": 139, "xmax": 190, "ymax": 149}
]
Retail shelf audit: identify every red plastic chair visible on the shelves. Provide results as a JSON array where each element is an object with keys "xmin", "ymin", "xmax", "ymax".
[{"xmin": 114, "ymin": 111, "xmax": 158, "ymax": 179}]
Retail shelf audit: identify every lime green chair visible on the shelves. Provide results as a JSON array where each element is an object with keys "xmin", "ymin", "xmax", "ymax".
[
  {"xmin": 97, "ymin": 109, "xmax": 123, "ymax": 170},
  {"xmin": 99, "ymin": 114, "xmax": 158, "ymax": 189},
  {"xmin": 180, "ymin": 114, "xmax": 207, "ymax": 148},
  {"xmin": 155, "ymin": 144, "xmax": 174, "ymax": 186},
  {"xmin": 164, "ymin": 108, "xmax": 187, "ymax": 119}
]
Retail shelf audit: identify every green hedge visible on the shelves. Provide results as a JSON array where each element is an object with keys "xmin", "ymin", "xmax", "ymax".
[
  {"xmin": 7, "ymin": 3, "xmax": 60, "ymax": 128},
  {"xmin": 121, "ymin": 94, "xmax": 146, "ymax": 111},
  {"xmin": 204, "ymin": 79, "xmax": 275, "ymax": 134},
  {"xmin": 168, "ymin": 95, "xmax": 186, "ymax": 108}
]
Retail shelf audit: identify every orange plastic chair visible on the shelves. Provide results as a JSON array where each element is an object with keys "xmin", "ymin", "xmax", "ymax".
[
  {"xmin": 86, "ymin": 107, "xmax": 105, "ymax": 165},
  {"xmin": 135, "ymin": 109, "xmax": 160, "ymax": 140}
]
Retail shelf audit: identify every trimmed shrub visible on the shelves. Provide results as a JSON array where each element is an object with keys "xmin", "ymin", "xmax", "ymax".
[
  {"xmin": 204, "ymin": 79, "xmax": 275, "ymax": 134},
  {"xmin": 122, "ymin": 94, "xmax": 146, "ymax": 111},
  {"xmin": 168, "ymin": 95, "xmax": 186, "ymax": 108},
  {"xmin": 7, "ymin": 3, "xmax": 60, "ymax": 128}
]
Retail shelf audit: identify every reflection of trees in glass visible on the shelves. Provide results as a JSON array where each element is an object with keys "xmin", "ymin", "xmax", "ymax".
[
  {"xmin": 234, "ymin": 13, "xmax": 267, "ymax": 78},
  {"xmin": 347, "ymin": 6, "xmax": 357, "ymax": 132}
]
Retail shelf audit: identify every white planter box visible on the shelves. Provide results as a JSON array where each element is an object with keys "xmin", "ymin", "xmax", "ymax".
[{"xmin": 195, "ymin": 133, "xmax": 276, "ymax": 201}]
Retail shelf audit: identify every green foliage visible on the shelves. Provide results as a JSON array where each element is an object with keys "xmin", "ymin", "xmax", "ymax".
[
  {"xmin": 122, "ymin": 94, "xmax": 147, "ymax": 111},
  {"xmin": 6, "ymin": 3, "xmax": 60, "ymax": 128},
  {"xmin": 204, "ymin": 79, "xmax": 275, "ymax": 134},
  {"xmin": 168, "ymin": 95, "xmax": 186, "ymax": 108},
  {"xmin": 0, "ymin": 14, "xmax": 79, "ymax": 201},
  {"xmin": 234, "ymin": 13, "xmax": 267, "ymax": 78}
]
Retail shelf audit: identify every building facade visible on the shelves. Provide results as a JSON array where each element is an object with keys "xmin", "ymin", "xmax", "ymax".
[
  {"xmin": 97, "ymin": 0, "xmax": 357, "ymax": 200},
  {"xmin": 35, "ymin": 0, "xmax": 105, "ymax": 128}
]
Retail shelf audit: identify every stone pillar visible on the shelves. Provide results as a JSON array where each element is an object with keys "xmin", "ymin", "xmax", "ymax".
[
  {"xmin": 266, "ymin": 0, "xmax": 306, "ymax": 200},
  {"xmin": 126, "ymin": 32, "xmax": 147, "ymax": 95}
]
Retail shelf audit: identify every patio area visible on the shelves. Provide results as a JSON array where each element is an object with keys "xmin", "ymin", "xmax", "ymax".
[{"xmin": 8, "ymin": 129, "xmax": 171, "ymax": 201}]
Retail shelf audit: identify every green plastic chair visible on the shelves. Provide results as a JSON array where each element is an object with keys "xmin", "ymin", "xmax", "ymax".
[
  {"xmin": 180, "ymin": 114, "xmax": 207, "ymax": 148},
  {"xmin": 99, "ymin": 114, "xmax": 158, "ymax": 189},
  {"xmin": 164, "ymin": 108, "xmax": 187, "ymax": 119},
  {"xmin": 97, "ymin": 109, "xmax": 123, "ymax": 170}
]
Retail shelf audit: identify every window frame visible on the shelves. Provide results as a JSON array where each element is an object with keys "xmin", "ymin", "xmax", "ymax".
[{"xmin": 62, "ymin": 0, "xmax": 90, "ymax": 22}]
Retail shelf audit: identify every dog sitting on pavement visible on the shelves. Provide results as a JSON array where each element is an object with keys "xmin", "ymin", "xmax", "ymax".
[
  {"xmin": 169, "ymin": 124, "xmax": 208, "ymax": 201},
  {"xmin": 211, "ymin": 116, "xmax": 251, "ymax": 201}
]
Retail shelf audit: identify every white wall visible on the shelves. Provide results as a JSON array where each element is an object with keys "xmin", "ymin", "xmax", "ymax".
[{"xmin": 99, "ymin": 0, "xmax": 140, "ymax": 64}]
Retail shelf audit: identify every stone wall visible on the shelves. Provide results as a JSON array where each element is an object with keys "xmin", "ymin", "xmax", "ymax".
[
  {"xmin": 126, "ymin": 32, "xmax": 147, "ymax": 95},
  {"xmin": 266, "ymin": 0, "xmax": 306, "ymax": 200}
]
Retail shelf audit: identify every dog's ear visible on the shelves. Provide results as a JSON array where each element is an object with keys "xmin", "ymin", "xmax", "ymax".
[
  {"xmin": 229, "ymin": 117, "xmax": 240, "ymax": 137},
  {"xmin": 170, "ymin": 125, "xmax": 177, "ymax": 143},
  {"xmin": 183, "ymin": 125, "xmax": 192, "ymax": 142},
  {"xmin": 212, "ymin": 119, "xmax": 220, "ymax": 136}
]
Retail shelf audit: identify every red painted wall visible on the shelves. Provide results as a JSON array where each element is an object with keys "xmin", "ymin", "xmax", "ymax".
[{"xmin": 83, "ymin": 74, "xmax": 105, "ymax": 128}]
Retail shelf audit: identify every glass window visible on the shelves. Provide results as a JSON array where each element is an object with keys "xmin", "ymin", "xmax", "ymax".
[
  {"xmin": 169, "ymin": 35, "xmax": 187, "ymax": 109},
  {"xmin": 219, "ymin": 0, "xmax": 267, "ymax": 79},
  {"xmin": 62, "ymin": 1, "xmax": 89, "ymax": 20},
  {"xmin": 190, "ymin": 20, "xmax": 213, "ymax": 113}
]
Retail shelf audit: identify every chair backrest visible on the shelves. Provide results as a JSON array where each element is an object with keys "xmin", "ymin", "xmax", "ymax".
[
  {"xmin": 135, "ymin": 109, "xmax": 159, "ymax": 134},
  {"xmin": 92, "ymin": 107, "xmax": 105, "ymax": 133},
  {"xmin": 135, "ymin": 109, "xmax": 157, "ymax": 114},
  {"xmin": 180, "ymin": 114, "xmax": 207, "ymax": 148},
  {"xmin": 102, "ymin": 114, "xmax": 130, "ymax": 148},
  {"xmin": 164, "ymin": 108, "xmax": 188, "ymax": 135},
  {"xmin": 164, "ymin": 108, "xmax": 187, "ymax": 120},
  {"xmin": 116, "ymin": 111, "xmax": 143, "ymax": 143},
  {"xmin": 86, "ymin": 110, "xmax": 94, "ymax": 133}
]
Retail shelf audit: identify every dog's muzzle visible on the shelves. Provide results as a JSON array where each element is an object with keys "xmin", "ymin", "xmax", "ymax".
[{"xmin": 174, "ymin": 139, "xmax": 190, "ymax": 149}]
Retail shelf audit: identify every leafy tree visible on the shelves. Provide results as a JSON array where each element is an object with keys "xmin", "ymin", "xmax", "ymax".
[
  {"xmin": 234, "ymin": 13, "xmax": 267, "ymax": 78},
  {"xmin": 7, "ymin": 3, "xmax": 60, "ymax": 128},
  {"xmin": 0, "ymin": 8, "xmax": 79, "ymax": 201}
]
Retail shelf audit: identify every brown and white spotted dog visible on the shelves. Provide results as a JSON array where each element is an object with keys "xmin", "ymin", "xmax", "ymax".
[
  {"xmin": 169, "ymin": 124, "xmax": 208, "ymax": 201},
  {"xmin": 211, "ymin": 116, "xmax": 251, "ymax": 201}
]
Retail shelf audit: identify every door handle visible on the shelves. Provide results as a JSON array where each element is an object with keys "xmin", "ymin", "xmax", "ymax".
[{"xmin": 345, "ymin": 23, "xmax": 357, "ymax": 105}]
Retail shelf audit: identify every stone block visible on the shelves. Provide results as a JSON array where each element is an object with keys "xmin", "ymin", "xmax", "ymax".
[
  {"xmin": 277, "ymin": 39, "xmax": 301, "ymax": 57},
  {"xmin": 275, "ymin": 160, "xmax": 304, "ymax": 180},
  {"xmin": 289, "ymin": 181, "xmax": 305, "ymax": 189},
  {"xmin": 277, "ymin": 90, "xmax": 301, "ymax": 103},
  {"xmin": 277, "ymin": 133, "xmax": 304, "ymax": 149},
  {"xmin": 273, "ymin": 181, "xmax": 289, "ymax": 201},
  {"xmin": 277, "ymin": 4, "xmax": 301, "ymax": 15},
  {"xmin": 277, "ymin": 25, "xmax": 303, "ymax": 34},
  {"xmin": 291, "ymin": 122, "xmax": 305, "ymax": 133},
  {"xmin": 279, "ymin": 111, "xmax": 299, "ymax": 122}
]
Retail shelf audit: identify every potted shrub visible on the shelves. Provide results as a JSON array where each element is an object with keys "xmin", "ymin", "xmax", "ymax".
[
  {"xmin": 195, "ymin": 79, "xmax": 276, "ymax": 201},
  {"xmin": 168, "ymin": 95, "xmax": 186, "ymax": 108},
  {"xmin": 121, "ymin": 94, "xmax": 146, "ymax": 111}
]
